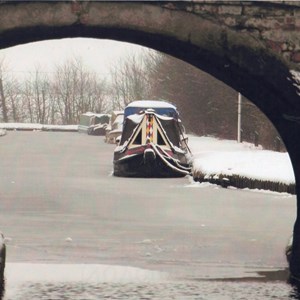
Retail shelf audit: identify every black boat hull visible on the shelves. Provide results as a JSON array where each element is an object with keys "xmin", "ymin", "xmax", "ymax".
[
  {"xmin": 113, "ymin": 105, "xmax": 192, "ymax": 178},
  {"xmin": 113, "ymin": 152, "xmax": 190, "ymax": 178}
]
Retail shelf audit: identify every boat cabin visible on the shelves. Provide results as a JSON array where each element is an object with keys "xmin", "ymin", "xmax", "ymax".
[
  {"xmin": 124, "ymin": 100, "xmax": 179, "ymax": 120},
  {"xmin": 79, "ymin": 112, "xmax": 110, "ymax": 135}
]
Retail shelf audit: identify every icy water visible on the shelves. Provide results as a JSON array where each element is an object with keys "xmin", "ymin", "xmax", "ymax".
[
  {"xmin": 0, "ymin": 133, "xmax": 297, "ymax": 299},
  {"xmin": 4, "ymin": 278, "xmax": 300, "ymax": 300},
  {"xmin": 2, "ymin": 263, "xmax": 300, "ymax": 299}
]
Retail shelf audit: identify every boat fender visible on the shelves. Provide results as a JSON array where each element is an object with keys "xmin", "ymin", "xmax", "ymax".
[{"xmin": 144, "ymin": 148, "xmax": 156, "ymax": 163}]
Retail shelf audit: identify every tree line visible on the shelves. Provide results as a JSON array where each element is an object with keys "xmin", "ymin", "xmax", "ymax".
[
  {"xmin": 0, "ymin": 57, "xmax": 107, "ymax": 125},
  {"xmin": 108, "ymin": 50, "xmax": 281, "ymax": 150},
  {"xmin": 0, "ymin": 49, "xmax": 281, "ymax": 150}
]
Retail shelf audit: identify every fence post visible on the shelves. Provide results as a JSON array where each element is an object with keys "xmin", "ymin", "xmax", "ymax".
[{"xmin": 237, "ymin": 93, "xmax": 242, "ymax": 143}]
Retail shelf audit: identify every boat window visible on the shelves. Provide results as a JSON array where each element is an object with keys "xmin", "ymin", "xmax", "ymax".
[
  {"xmin": 157, "ymin": 131, "xmax": 166, "ymax": 146},
  {"xmin": 132, "ymin": 130, "xmax": 142, "ymax": 145}
]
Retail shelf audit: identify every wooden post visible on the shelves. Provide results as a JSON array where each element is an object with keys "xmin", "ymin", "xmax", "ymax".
[{"xmin": 237, "ymin": 92, "xmax": 242, "ymax": 143}]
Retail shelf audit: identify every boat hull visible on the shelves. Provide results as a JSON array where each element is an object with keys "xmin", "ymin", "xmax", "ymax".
[
  {"xmin": 113, "ymin": 105, "xmax": 192, "ymax": 178},
  {"xmin": 113, "ymin": 148, "xmax": 190, "ymax": 178}
]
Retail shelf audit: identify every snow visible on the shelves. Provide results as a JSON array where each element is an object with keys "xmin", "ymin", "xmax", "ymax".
[
  {"xmin": 81, "ymin": 112, "xmax": 110, "ymax": 118},
  {"xmin": 109, "ymin": 129, "xmax": 122, "ymax": 135},
  {"xmin": 189, "ymin": 135, "xmax": 295, "ymax": 185},
  {"xmin": 0, "ymin": 123, "xmax": 78, "ymax": 131},
  {"xmin": 5, "ymin": 263, "xmax": 168, "ymax": 284},
  {"xmin": 127, "ymin": 114, "xmax": 144, "ymax": 123},
  {"xmin": 127, "ymin": 111, "xmax": 173, "ymax": 124},
  {"xmin": 156, "ymin": 114, "xmax": 174, "ymax": 121},
  {"xmin": 127, "ymin": 100, "xmax": 176, "ymax": 109},
  {"xmin": 290, "ymin": 70, "xmax": 300, "ymax": 96},
  {"xmin": 91, "ymin": 123, "xmax": 107, "ymax": 130}
]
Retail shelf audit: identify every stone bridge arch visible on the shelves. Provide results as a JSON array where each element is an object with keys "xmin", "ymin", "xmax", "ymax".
[{"xmin": 1, "ymin": 0, "xmax": 300, "ymax": 279}]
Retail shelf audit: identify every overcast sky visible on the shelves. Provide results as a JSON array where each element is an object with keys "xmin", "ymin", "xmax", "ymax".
[{"xmin": 0, "ymin": 38, "xmax": 146, "ymax": 78}]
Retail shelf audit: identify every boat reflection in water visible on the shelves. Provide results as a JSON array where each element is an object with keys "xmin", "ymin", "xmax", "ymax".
[{"xmin": 113, "ymin": 100, "xmax": 192, "ymax": 178}]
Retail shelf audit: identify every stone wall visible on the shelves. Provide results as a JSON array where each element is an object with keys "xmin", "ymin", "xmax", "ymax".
[{"xmin": 162, "ymin": 1, "xmax": 300, "ymax": 65}]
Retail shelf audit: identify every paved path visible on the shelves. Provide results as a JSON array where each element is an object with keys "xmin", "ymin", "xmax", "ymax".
[{"xmin": 0, "ymin": 132, "xmax": 296, "ymax": 280}]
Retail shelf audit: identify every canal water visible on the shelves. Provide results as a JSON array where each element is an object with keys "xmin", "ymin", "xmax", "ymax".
[
  {"xmin": 2, "ymin": 263, "xmax": 300, "ymax": 299},
  {"xmin": 4, "ymin": 278, "xmax": 300, "ymax": 300}
]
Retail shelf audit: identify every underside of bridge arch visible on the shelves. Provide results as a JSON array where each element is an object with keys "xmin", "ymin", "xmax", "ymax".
[
  {"xmin": 2, "ymin": 1, "xmax": 300, "ymax": 280},
  {"xmin": 1, "ymin": 20, "xmax": 298, "ymax": 151}
]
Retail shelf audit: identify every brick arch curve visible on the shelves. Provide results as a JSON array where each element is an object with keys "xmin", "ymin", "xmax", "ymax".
[{"xmin": 1, "ymin": 1, "xmax": 300, "ymax": 279}]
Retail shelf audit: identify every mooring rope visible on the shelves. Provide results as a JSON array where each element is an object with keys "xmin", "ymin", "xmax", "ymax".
[{"xmin": 150, "ymin": 143, "xmax": 191, "ymax": 176}]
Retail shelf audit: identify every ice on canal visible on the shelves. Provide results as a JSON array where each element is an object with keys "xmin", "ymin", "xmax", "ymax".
[
  {"xmin": 0, "ymin": 131, "xmax": 297, "ymax": 299},
  {"xmin": 189, "ymin": 136, "xmax": 295, "ymax": 185},
  {"xmin": 4, "ymin": 263, "xmax": 166, "ymax": 299},
  {"xmin": 3, "ymin": 263, "xmax": 300, "ymax": 300}
]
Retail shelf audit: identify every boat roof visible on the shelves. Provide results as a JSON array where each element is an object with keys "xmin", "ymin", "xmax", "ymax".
[
  {"xmin": 124, "ymin": 100, "xmax": 178, "ymax": 119},
  {"xmin": 81, "ymin": 112, "xmax": 110, "ymax": 118},
  {"xmin": 126, "ymin": 100, "xmax": 176, "ymax": 109}
]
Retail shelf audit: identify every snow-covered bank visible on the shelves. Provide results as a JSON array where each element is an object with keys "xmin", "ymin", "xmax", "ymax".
[
  {"xmin": 4, "ymin": 263, "xmax": 168, "ymax": 299},
  {"xmin": 5, "ymin": 263, "xmax": 167, "ymax": 284},
  {"xmin": 188, "ymin": 136, "xmax": 295, "ymax": 193},
  {"xmin": 0, "ymin": 123, "xmax": 78, "ymax": 132}
]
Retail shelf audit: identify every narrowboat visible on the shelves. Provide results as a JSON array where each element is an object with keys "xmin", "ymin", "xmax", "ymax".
[
  {"xmin": 105, "ymin": 111, "xmax": 124, "ymax": 144},
  {"xmin": 113, "ymin": 100, "xmax": 192, "ymax": 177},
  {"xmin": 79, "ymin": 112, "xmax": 110, "ymax": 136}
]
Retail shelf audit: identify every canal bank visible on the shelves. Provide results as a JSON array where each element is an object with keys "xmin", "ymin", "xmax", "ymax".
[{"xmin": 189, "ymin": 135, "xmax": 295, "ymax": 194}]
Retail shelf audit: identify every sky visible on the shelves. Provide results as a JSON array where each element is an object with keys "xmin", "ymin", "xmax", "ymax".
[{"xmin": 0, "ymin": 38, "xmax": 146, "ymax": 79}]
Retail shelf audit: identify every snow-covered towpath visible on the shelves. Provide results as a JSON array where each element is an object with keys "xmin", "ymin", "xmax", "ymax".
[{"xmin": 189, "ymin": 135, "xmax": 294, "ymax": 186}]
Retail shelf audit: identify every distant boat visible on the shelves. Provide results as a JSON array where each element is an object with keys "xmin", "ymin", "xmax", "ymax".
[
  {"xmin": 79, "ymin": 112, "xmax": 110, "ymax": 136},
  {"xmin": 105, "ymin": 111, "xmax": 124, "ymax": 144},
  {"xmin": 113, "ymin": 100, "xmax": 192, "ymax": 177}
]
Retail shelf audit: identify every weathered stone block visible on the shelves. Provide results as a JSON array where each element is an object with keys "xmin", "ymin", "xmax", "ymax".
[
  {"xmin": 262, "ymin": 29, "xmax": 286, "ymax": 42},
  {"xmin": 218, "ymin": 5, "xmax": 242, "ymax": 15},
  {"xmin": 286, "ymin": 16, "xmax": 296, "ymax": 24},
  {"xmin": 294, "ymin": 9, "xmax": 300, "ymax": 18},
  {"xmin": 292, "ymin": 51, "xmax": 300, "ymax": 63},
  {"xmin": 266, "ymin": 40, "xmax": 282, "ymax": 53},
  {"xmin": 197, "ymin": 4, "xmax": 219, "ymax": 14},
  {"xmin": 245, "ymin": 17, "xmax": 281, "ymax": 30},
  {"xmin": 243, "ymin": 6, "xmax": 286, "ymax": 17},
  {"xmin": 223, "ymin": 16, "xmax": 237, "ymax": 27},
  {"xmin": 243, "ymin": 6, "xmax": 264, "ymax": 17}
]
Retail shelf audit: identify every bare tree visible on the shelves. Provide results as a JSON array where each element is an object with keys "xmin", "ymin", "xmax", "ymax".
[
  {"xmin": 87, "ymin": 75, "xmax": 108, "ymax": 114},
  {"xmin": 0, "ymin": 58, "xmax": 9, "ymax": 122},
  {"xmin": 145, "ymin": 51, "xmax": 282, "ymax": 149},
  {"xmin": 51, "ymin": 57, "xmax": 109, "ymax": 124},
  {"xmin": 0, "ymin": 55, "xmax": 110, "ymax": 125},
  {"xmin": 0, "ymin": 50, "xmax": 283, "ymax": 150},
  {"xmin": 52, "ymin": 59, "xmax": 75, "ymax": 124},
  {"xmin": 5, "ymin": 76, "xmax": 23, "ymax": 122},
  {"xmin": 109, "ymin": 51, "xmax": 152, "ymax": 110},
  {"xmin": 21, "ymin": 67, "xmax": 50, "ymax": 124}
]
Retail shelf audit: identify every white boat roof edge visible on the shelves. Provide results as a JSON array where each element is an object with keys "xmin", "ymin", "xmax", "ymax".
[{"xmin": 126, "ymin": 100, "xmax": 176, "ymax": 109}]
